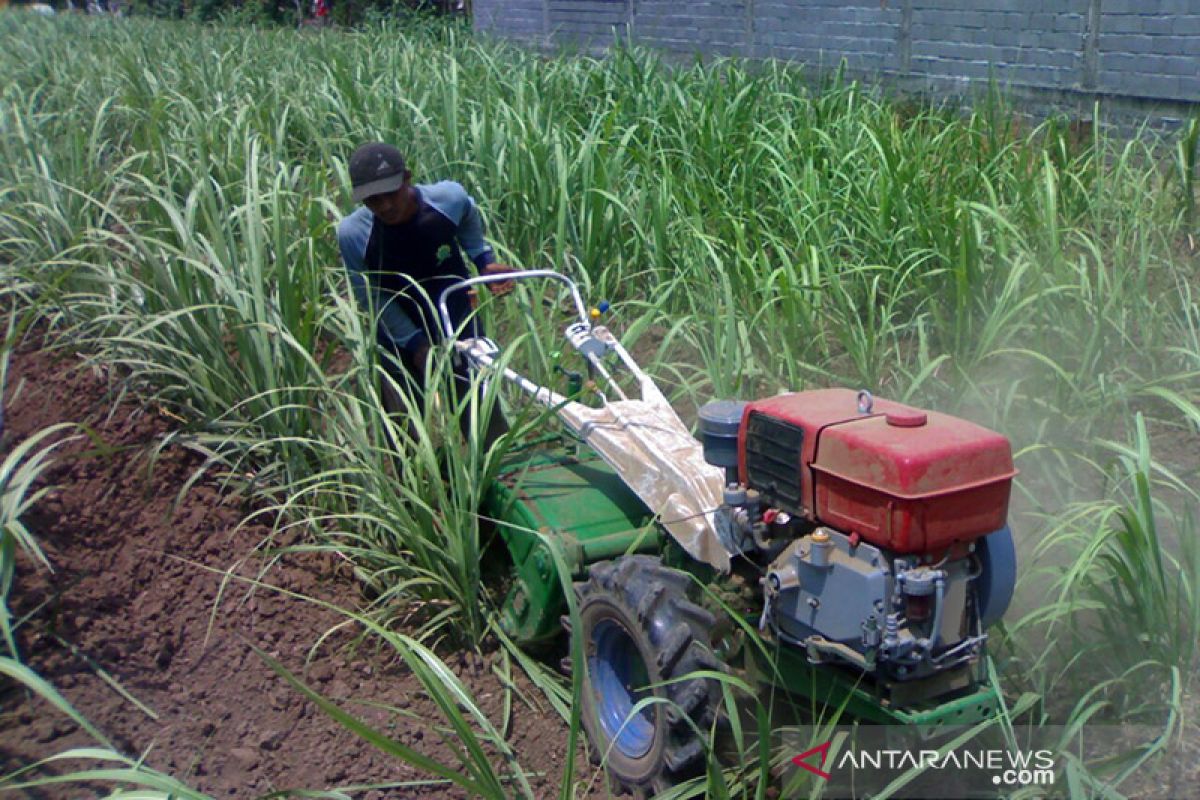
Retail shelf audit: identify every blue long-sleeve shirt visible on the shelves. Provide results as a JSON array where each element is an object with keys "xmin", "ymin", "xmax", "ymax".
[{"xmin": 337, "ymin": 181, "xmax": 496, "ymax": 355}]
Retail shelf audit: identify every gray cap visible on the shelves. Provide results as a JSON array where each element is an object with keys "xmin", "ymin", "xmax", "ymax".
[{"xmin": 349, "ymin": 142, "xmax": 407, "ymax": 202}]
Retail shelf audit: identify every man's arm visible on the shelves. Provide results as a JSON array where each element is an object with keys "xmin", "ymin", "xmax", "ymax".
[
  {"xmin": 454, "ymin": 192, "xmax": 497, "ymax": 272},
  {"xmin": 458, "ymin": 198, "xmax": 516, "ymax": 293},
  {"xmin": 422, "ymin": 181, "xmax": 517, "ymax": 295}
]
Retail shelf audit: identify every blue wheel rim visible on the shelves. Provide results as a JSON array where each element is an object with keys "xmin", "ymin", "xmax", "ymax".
[
  {"xmin": 589, "ymin": 618, "xmax": 655, "ymax": 758},
  {"xmin": 977, "ymin": 525, "xmax": 1017, "ymax": 629}
]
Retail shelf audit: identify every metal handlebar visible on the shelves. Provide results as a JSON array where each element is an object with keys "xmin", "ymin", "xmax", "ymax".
[{"xmin": 436, "ymin": 269, "xmax": 590, "ymax": 341}]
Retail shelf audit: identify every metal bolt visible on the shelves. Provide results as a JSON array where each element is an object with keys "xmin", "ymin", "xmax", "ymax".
[{"xmin": 857, "ymin": 390, "xmax": 874, "ymax": 414}]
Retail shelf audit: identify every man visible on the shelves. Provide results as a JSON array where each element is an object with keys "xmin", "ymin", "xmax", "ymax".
[{"xmin": 337, "ymin": 141, "xmax": 511, "ymax": 442}]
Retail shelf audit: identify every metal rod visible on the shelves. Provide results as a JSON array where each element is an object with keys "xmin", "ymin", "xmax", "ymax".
[
  {"xmin": 584, "ymin": 352, "xmax": 629, "ymax": 401},
  {"xmin": 437, "ymin": 269, "xmax": 590, "ymax": 341}
]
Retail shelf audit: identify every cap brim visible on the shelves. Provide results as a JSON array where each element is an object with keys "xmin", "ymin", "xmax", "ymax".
[{"xmin": 352, "ymin": 174, "xmax": 405, "ymax": 202}]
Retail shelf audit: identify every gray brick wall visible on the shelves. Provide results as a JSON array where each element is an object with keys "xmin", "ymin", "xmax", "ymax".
[
  {"xmin": 1097, "ymin": 7, "xmax": 1200, "ymax": 102},
  {"xmin": 476, "ymin": 0, "xmax": 1200, "ymax": 116},
  {"xmin": 754, "ymin": 1, "xmax": 900, "ymax": 71},
  {"xmin": 547, "ymin": 0, "xmax": 629, "ymax": 46},
  {"xmin": 909, "ymin": 1, "xmax": 1085, "ymax": 90},
  {"xmin": 632, "ymin": 0, "xmax": 748, "ymax": 57},
  {"xmin": 474, "ymin": 0, "xmax": 543, "ymax": 41}
]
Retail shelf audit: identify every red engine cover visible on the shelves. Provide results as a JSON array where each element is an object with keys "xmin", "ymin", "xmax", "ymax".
[{"xmin": 738, "ymin": 389, "xmax": 1016, "ymax": 554}]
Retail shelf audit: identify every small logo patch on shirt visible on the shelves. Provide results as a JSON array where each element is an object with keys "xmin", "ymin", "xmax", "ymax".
[{"xmin": 436, "ymin": 244, "xmax": 452, "ymax": 263}]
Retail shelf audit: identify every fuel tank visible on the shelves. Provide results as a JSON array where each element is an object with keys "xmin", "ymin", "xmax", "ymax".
[{"xmin": 738, "ymin": 389, "xmax": 1016, "ymax": 553}]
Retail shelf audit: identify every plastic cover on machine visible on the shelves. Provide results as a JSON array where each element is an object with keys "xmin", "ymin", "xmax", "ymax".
[
  {"xmin": 456, "ymin": 336, "xmax": 732, "ymax": 573},
  {"xmin": 557, "ymin": 376, "xmax": 732, "ymax": 574}
]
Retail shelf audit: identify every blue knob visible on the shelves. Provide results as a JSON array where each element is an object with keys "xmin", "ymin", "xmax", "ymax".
[{"xmin": 598, "ymin": 300, "xmax": 610, "ymax": 313}]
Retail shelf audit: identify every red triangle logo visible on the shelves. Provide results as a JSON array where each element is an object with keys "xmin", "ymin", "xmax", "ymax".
[{"xmin": 791, "ymin": 740, "xmax": 832, "ymax": 780}]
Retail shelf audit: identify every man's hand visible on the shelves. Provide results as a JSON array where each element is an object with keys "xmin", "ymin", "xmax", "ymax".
[{"xmin": 483, "ymin": 262, "xmax": 518, "ymax": 296}]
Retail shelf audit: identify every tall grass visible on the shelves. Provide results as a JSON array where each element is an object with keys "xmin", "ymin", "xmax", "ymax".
[
  {"xmin": 1011, "ymin": 416, "xmax": 1199, "ymax": 701},
  {"xmin": 2, "ymin": 10, "xmax": 1198, "ymax": 796},
  {"xmin": 1, "ymin": 14, "xmax": 1190, "ymax": 467}
]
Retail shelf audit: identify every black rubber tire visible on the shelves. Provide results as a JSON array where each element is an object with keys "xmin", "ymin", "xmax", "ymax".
[{"xmin": 573, "ymin": 555, "xmax": 726, "ymax": 798}]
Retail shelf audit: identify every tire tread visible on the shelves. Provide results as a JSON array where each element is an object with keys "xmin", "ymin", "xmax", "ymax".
[{"xmin": 574, "ymin": 556, "xmax": 728, "ymax": 795}]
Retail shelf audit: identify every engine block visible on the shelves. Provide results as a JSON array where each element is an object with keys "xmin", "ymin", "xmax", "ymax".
[{"xmin": 765, "ymin": 528, "xmax": 984, "ymax": 680}]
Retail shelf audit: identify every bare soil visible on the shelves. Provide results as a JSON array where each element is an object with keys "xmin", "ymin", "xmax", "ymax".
[{"xmin": 0, "ymin": 339, "xmax": 596, "ymax": 798}]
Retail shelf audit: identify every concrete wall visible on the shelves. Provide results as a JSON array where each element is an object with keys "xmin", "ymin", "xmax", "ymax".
[{"xmin": 473, "ymin": 0, "xmax": 1200, "ymax": 124}]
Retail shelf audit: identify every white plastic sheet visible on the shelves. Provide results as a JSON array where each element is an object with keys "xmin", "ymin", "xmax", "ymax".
[
  {"xmin": 458, "ymin": 336, "xmax": 731, "ymax": 573},
  {"xmin": 557, "ymin": 377, "xmax": 731, "ymax": 573}
]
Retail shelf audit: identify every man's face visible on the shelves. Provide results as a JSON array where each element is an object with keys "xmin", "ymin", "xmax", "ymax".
[{"xmin": 363, "ymin": 178, "xmax": 416, "ymax": 226}]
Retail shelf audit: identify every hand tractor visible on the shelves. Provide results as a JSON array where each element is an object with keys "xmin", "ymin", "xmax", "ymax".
[{"xmin": 437, "ymin": 271, "xmax": 1018, "ymax": 796}]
